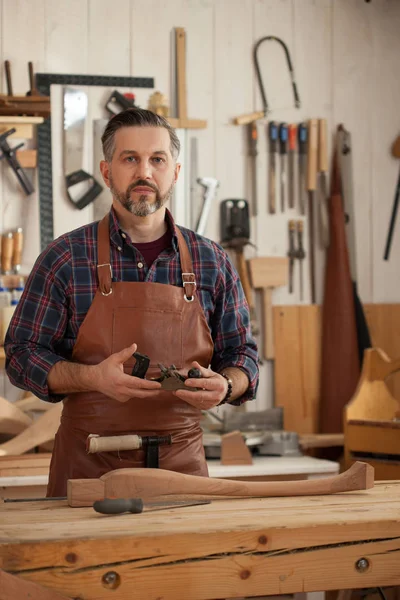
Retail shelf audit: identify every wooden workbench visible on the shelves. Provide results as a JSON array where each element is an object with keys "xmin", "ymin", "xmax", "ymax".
[{"xmin": 1, "ymin": 480, "xmax": 399, "ymax": 599}]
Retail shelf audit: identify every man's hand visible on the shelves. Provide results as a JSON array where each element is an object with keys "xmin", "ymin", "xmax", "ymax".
[
  {"xmin": 94, "ymin": 343, "xmax": 162, "ymax": 402},
  {"xmin": 173, "ymin": 361, "xmax": 228, "ymax": 410}
]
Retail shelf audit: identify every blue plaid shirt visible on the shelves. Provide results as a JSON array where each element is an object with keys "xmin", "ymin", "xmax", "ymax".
[{"xmin": 5, "ymin": 208, "xmax": 259, "ymax": 405}]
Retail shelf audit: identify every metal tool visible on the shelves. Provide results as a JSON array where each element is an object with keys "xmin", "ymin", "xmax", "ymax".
[
  {"xmin": 0, "ymin": 128, "xmax": 34, "ymax": 195},
  {"xmin": 317, "ymin": 118, "xmax": 330, "ymax": 248},
  {"xmin": 232, "ymin": 36, "xmax": 301, "ymax": 126},
  {"xmin": 195, "ymin": 177, "xmax": 219, "ymax": 236},
  {"xmin": 287, "ymin": 220, "xmax": 296, "ymax": 294},
  {"xmin": 268, "ymin": 121, "xmax": 278, "ymax": 214},
  {"xmin": 219, "ymin": 199, "xmax": 259, "ymax": 336},
  {"xmin": 63, "ymin": 87, "xmax": 103, "ymax": 210},
  {"xmin": 296, "ymin": 220, "xmax": 306, "ymax": 301},
  {"xmin": 279, "ymin": 123, "xmax": 288, "ymax": 213},
  {"xmin": 248, "ymin": 121, "xmax": 258, "ymax": 216},
  {"xmin": 131, "ymin": 351, "xmax": 203, "ymax": 392},
  {"xmin": 306, "ymin": 119, "xmax": 318, "ymax": 304},
  {"xmin": 288, "ymin": 124, "xmax": 297, "ymax": 210},
  {"xmin": 93, "ymin": 498, "xmax": 210, "ymax": 515},
  {"xmin": 298, "ymin": 122, "xmax": 308, "ymax": 215},
  {"xmin": 87, "ymin": 433, "xmax": 172, "ymax": 468},
  {"xmin": 105, "ymin": 89, "xmax": 136, "ymax": 115}
]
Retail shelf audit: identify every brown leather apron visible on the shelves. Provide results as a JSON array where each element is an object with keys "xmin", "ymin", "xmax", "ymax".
[{"xmin": 47, "ymin": 214, "xmax": 214, "ymax": 497}]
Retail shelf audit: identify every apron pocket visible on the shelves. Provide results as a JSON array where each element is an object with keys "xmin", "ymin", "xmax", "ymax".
[{"xmin": 112, "ymin": 307, "xmax": 183, "ymax": 369}]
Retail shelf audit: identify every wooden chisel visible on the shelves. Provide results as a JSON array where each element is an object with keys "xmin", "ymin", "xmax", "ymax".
[
  {"xmin": 298, "ymin": 122, "xmax": 308, "ymax": 215},
  {"xmin": 317, "ymin": 118, "xmax": 330, "ymax": 248},
  {"xmin": 267, "ymin": 121, "xmax": 278, "ymax": 214},
  {"xmin": 288, "ymin": 124, "xmax": 297, "ymax": 209},
  {"xmin": 279, "ymin": 123, "xmax": 288, "ymax": 212},
  {"xmin": 306, "ymin": 119, "xmax": 318, "ymax": 304}
]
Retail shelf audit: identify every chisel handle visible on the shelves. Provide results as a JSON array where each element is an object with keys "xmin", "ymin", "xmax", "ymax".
[
  {"xmin": 12, "ymin": 227, "xmax": 23, "ymax": 272},
  {"xmin": 288, "ymin": 124, "xmax": 297, "ymax": 152},
  {"xmin": 93, "ymin": 498, "xmax": 144, "ymax": 515},
  {"xmin": 307, "ymin": 119, "xmax": 318, "ymax": 191},
  {"xmin": 318, "ymin": 118, "xmax": 328, "ymax": 173},
  {"xmin": 268, "ymin": 121, "xmax": 278, "ymax": 153},
  {"xmin": 1, "ymin": 232, "xmax": 14, "ymax": 274},
  {"xmin": 279, "ymin": 123, "xmax": 288, "ymax": 155}
]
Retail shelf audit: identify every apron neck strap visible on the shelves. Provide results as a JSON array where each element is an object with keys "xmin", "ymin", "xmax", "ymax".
[{"xmin": 96, "ymin": 213, "xmax": 197, "ymax": 300}]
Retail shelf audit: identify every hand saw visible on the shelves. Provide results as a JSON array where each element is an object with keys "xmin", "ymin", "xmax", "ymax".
[{"xmin": 63, "ymin": 87, "xmax": 103, "ymax": 210}]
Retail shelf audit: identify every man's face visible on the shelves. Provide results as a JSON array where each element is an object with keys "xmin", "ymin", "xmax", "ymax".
[{"xmin": 100, "ymin": 126, "xmax": 180, "ymax": 217}]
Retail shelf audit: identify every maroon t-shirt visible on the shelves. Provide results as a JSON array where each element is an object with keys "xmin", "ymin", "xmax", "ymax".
[{"xmin": 133, "ymin": 228, "xmax": 172, "ymax": 268}]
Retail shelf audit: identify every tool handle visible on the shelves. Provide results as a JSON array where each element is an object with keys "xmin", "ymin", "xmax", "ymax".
[
  {"xmin": 187, "ymin": 368, "xmax": 202, "ymax": 378},
  {"xmin": 262, "ymin": 288, "xmax": 274, "ymax": 360},
  {"xmin": 65, "ymin": 169, "xmax": 103, "ymax": 210},
  {"xmin": 298, "ymin": 122, "xmax": 308, "ymax": 154},
  {"xmin": 288, "ymin": 124, "xmax": 297, "ymax": 151},
  {"xmin": 132, "ymin": 351, "xmax": 150, "ymax": 378},
  {"xmin": 279, "ymin": 123, "xmax": 288, "ymax": 155},
  {"xmin": 1, "ymin": 232, "xmax": 14, "ymax": 274},
  {"xmin": 86, "ymin": 434, "xmax": 143, "ymax": 453},
  {"xmin": 248, "ymin": 121, "xmax": 258, "ymax": 156},
  {"xmin": 5, "ymin": 60, "xmax": 13, "ymax": 96},
  {"xmin": 268, "ymin": 121, "xmax": 278, "ymax": 153},
  {"xmin": 318, "ymin": 119, "xmax": 328, "ymax": 173},
  {"xmin": 93, "ymin": 498, "xmax": 144, "ymax": 514},
  {"xmin": 306, "ymin": 119, "xmax": 318, "ymax": 191},
  {"xmin": 11, "ymin": 228, "xmax": 23, "ymax": 271},
  {"xmin": 233, "ymin": 111, "xmax": 264, "ymax": 126}
]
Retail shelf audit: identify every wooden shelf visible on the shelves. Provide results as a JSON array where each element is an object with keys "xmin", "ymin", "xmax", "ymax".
[{"xmin": 0, "ymin": 116, "xmax": 44, "ymax": 139}]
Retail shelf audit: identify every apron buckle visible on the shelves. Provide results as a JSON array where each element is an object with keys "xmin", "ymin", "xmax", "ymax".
[{"xmin": 182, "ymin": 272, "xmax": 196, "ymax": 302}]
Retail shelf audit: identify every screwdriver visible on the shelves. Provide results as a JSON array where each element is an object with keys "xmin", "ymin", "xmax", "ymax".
[
  {"xmin": 279, "ymin": 123, "xmax": 288, "ymax": 212},
  {"xmin": 288, "ymin": 124, "xmax": 297, "ymax": 210},
  {"xmin": 268, "ymin": 121, "xmax": 278, "ymax": 214}
]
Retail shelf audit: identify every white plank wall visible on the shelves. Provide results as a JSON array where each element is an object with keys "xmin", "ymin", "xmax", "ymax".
[{"xmin": 0, "ymin": 0, "xmax": 399, "ymax": 409}]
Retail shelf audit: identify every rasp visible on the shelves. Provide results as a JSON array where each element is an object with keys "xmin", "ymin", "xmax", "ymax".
[{"xmin": 298, "ymin": 122, "xmax": 308, "ymax": 215}]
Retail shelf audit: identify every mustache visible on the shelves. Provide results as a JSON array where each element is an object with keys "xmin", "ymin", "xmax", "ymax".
[{"xmin": 128, "ymin": 180, "xmax": 159, "ymax": 194}]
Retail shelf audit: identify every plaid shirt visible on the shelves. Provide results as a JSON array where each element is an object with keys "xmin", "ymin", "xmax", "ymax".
[{"xmin": 5, "ymin": 208, "xmax": 259, "ymax": 405}]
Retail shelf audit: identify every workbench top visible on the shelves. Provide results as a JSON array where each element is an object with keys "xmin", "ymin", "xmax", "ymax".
[{"xmin": 1, "ymin": 481, "xmax": 399, "ymax": 599}]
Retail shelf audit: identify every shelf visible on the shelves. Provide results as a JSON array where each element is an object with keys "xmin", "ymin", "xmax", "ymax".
[{"xmin": 0, "ymin": 116, "xmax": 44, "ymax": 139}]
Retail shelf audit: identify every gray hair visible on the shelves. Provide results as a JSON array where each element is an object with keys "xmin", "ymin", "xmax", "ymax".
[{"xmin": 101, "ymin": 107, "xmax": 180, "ymax": 163}]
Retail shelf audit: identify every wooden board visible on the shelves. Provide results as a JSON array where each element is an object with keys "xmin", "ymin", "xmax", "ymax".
[
  {"xmin": 0, "ymin": 481, "xmax": 399, "ymax": 599},
  {"xmin": 274, "ymin": 304, "xmax": 400, "ymax": 434},
  {"xmin": 0, "ymin": 453, "xmax": 51, "ymax": 477}
]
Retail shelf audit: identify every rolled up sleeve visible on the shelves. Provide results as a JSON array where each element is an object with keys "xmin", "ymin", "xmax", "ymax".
[
  {"xmin": 5, "ymin": 241, "xmax": 71, "ymax": 403},
  {"xmin": 210, "ymin": 251, "xmax": 259, "ymax": 405}
]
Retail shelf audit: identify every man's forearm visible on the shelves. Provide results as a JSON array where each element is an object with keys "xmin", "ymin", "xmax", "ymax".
[
  {"xmin": 47, "ymin": 361, "xmax": 98, "ymax": 395},
  {"xmin": 220, "ymin": 367, "xmax": 249, "ymax": 403}
]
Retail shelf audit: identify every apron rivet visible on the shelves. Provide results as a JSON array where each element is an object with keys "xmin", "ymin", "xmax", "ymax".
[{"xmin": 102, "ymin": 571, "xmax": 121, "ymax": 589}]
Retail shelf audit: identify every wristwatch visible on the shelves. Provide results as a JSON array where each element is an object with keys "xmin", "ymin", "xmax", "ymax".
[{"xmin": 218, "ymin": 372, "xmax": 233, "ymax": 405}]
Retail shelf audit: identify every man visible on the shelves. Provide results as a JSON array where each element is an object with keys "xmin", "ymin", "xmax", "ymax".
[{"xmin": 5, "ymin": 108, "xmax": 259, "ymax": 496}]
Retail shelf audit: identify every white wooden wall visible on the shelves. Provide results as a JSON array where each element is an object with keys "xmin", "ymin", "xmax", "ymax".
[{"xmin": 1, "ymin": 0, "xmax": 400, "ymax": 409}]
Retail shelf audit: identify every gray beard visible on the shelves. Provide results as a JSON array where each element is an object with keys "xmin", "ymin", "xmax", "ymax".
[{"xmin": 109, "ymin": 176, "xmax": 175, "ymax": 217}]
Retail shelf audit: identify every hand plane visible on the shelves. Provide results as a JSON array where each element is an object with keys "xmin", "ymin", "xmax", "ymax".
[{"xmin": 132, "ymin": 351, "xmax": 202, "ymax": 391}]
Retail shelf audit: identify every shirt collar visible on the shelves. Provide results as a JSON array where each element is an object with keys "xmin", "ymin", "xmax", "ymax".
[{"xmin": 108, "ymin": 206, "xmax": 179, "ymax": 252}]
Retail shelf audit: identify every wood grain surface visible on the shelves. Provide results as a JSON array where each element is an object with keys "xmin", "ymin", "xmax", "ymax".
[{"xmin": 1, "ymin": 480, "xmax": 399, "ymax": 599}]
